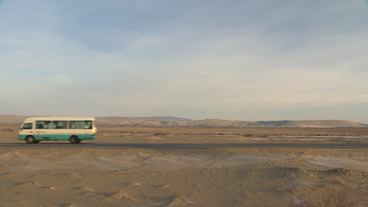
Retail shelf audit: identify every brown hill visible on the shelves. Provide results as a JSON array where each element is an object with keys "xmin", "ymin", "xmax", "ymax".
[
  {"xmin": 279, "ymin": 120, "xmax": 367, "ymax": 128},
  {"xmin": 0, "ymin": 115, "xmax": 31, "ymax": 125}
]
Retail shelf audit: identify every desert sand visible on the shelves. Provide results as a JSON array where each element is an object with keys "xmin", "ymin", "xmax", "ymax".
[{"xmin": 1, "ymin": 126, "xmax": 368, "ymax": 206}]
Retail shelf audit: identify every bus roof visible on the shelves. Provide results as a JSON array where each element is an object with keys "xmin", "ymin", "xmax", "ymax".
[{"xmin": 23, "ymin": 117, "xmax": 95, "ymax": 122}]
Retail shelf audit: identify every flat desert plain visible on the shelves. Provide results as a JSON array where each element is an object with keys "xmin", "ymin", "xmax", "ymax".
[{"xmin": 1, "ymin": 126, "xmax": 368, "ymax": 207}]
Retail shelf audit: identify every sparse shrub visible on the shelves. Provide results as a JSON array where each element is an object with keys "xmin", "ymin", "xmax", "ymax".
[
  {"xmin": 154, "ymin": 132, "xmax": 169, "ymax": 136},
  {"xmin": 287, "ymin": 181, "xmax": 367, "ymax": 207},
  {"xmin": 242, "ymin": 134, "xmax": 254, "ymax": 137}
]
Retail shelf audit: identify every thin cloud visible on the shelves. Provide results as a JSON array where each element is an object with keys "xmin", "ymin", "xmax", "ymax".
[{"xmin": 0, "ymin": 0, "xmax": 367, "ymax": 123}]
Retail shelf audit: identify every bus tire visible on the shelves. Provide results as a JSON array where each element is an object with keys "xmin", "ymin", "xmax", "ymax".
[
  {"xmin": 70, "ymin": 136, "xmax": 80, "ymax": 144},
  {"xmin": 26, "ymin": 136, "xmax": 35, "ymax": 144}
]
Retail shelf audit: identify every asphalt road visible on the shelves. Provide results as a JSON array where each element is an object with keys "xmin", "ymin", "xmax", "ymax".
[{"xmin": 1, "ymin": 142, "xmax": 368, "ymax": 149}]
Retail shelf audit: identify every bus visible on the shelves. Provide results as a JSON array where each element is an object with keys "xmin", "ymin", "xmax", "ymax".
[{"xmin": 18, "ymin": 117, "xmax": 97, "ymax": 144}]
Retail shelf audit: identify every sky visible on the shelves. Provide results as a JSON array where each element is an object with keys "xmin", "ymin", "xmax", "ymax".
[{"xmin": 1, "ymin": 1, "xmax": 368, "ymax": 123}]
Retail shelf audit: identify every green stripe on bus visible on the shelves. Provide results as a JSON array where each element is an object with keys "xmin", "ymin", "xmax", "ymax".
[{"xmin": 18, "ymin": 134, "xmax": 96, "ymax": 141}]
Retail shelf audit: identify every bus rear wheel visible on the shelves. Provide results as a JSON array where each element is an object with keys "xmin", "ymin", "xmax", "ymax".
[
  {"xmin": 26, "ymin": 136, "xmax": 36, "ymax": 144},
  {"xmin": 70, "ymin": 136, "xmax": 80, "ymax": 144}
]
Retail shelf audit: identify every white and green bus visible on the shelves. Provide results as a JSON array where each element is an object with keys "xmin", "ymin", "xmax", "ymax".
[{"xmin": 18, "ymin": 117, "xmax": 97, "ymax": 144}]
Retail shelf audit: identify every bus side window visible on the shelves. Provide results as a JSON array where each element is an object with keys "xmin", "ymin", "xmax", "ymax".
[
  {"xmin": 84, "ymin": 121, "xmax": 92, "ymax": 129},
  {"xmin": 36, "ymin": 121, "xmax": 51, "ymax": 129},
  {"xmin": 68, "ymin": 121, "xmax": 92, "ymax": 129},
  {"xmin": 69, "ymin": 121, "xmax": 82, "ymax": 129},
  {"xmin": 68, "ymin": 121, "xmax": 74, "ymax": 129},
  {"xmin": 52, "ymin": 121, "xmax": 67, "ymax": 129}
]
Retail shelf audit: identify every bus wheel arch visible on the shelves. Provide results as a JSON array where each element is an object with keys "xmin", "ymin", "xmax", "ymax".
[
  {"xmin": 70, "ymin": 135, "xmax": 81, "ymax": 144},
  {"xmin": 25, "ymin": 135, "xmax": 36, "ymax": 144}
]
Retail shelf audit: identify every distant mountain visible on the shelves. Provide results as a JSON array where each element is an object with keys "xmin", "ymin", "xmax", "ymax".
[
  {"xmin": 0, "ymin": 115, "xmax": 367, "ymax": 128},
  {"xmin": 151, "ymin": 116, "xmax": 192, "ymax": 121},
  {"xmin": 95, "ymin": 117, "xmax": 368, "ymax": 128}
]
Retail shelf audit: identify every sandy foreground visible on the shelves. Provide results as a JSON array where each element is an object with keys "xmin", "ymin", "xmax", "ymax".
[{"xmin": 1, "ymin": 126, "xmax": 368, "ymax": 207}]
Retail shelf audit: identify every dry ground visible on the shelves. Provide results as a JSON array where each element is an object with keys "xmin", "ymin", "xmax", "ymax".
[{"xmin": 1, "ymin": 126, "xmax": 368, "ymax": 206}]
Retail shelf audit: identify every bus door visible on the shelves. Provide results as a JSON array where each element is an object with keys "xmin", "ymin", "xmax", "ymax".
[{"xmin": 35, "ymin": 121, "xmax": 51, "ymax": 140}]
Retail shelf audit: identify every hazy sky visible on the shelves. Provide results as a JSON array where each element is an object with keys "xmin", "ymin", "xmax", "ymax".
[{"xmin": 1, "ymin": 1, "xmax": 368, "ymax": 123}]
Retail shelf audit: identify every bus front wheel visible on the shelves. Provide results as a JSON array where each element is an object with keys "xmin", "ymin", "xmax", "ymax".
[
  {"xmin": 26, "ymin": 136, "xmax": 36, "ymax": 144},
  {"xmin": 70, "ymin": 136, "xmax": 80, "ymax": 144}
]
